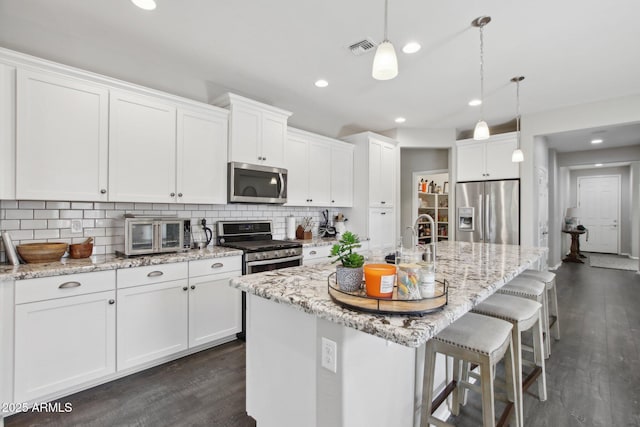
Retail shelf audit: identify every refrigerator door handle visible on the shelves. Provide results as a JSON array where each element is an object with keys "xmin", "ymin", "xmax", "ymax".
[
  {"xmin": 479, "ymin": 194, "xmax": 483, "ymax": 241},
  {"xmin": 485, "ymin": 192, "xmax": 491, "ymax": 243}
]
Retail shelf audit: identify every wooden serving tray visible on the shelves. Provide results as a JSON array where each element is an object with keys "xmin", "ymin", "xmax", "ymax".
[{"xmin": 327, "ymin": 272, "xmax": 447, "ymax": 316}]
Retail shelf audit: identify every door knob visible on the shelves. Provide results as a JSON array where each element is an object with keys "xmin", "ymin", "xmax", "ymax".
[
  {"xmin": 170, "ymin": 192, "xmax": 176, "ymax": 197},
  {"xmin": 100, "ymin": 189, "xmax": 107, "ymax": 194}
]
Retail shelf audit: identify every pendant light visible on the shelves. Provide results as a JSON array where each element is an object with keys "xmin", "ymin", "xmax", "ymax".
[
  {"xmin": 511, "ymin": 76, "xmax": 525, "ymax": 162},
  {"xmin": 372, "ymin": 0, "xmax": 398, "ymax": 80},
  {"xmin": 472, "ymin": 16, "xmax": 491, "ymax": 140}
]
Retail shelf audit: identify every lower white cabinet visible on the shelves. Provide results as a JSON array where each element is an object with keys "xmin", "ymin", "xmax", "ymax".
[
  {"xmin": 14, "ymin": 288, "xmax": 116, "ymax": 402},
  {"xmin": 303, "ymin": 245, "xmax": 333, "ymax": 265},
  {"xmin": 117, "ymin": 279, "xmax": 189, "ymax": 371},
  {"xmin": 368, "ymin": 208, "xmax": 395, "ymax": 250}
]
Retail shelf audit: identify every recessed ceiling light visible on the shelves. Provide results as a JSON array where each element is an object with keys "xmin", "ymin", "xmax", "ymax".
[
  {"xmin": 591, "ymin": 138, "xmax": 603, "ymax": 144},
  {"xmin": 395, "ymin": 117, "xmax": 406, "ymax": 124},
  {"xmin": 314, "ymin": 79, "xmax": 329, "ymax": 88},
  {"xmin": 131, "ymin": 0, "xmax": 156, "ymax": 10},
  {"xmin": 595, "ymin": 163, "xmax": 603, "ymax": 167},
  {"xmin": 402, "ymin": 42, "xmax": 421, "ymax": 54},
  {"xmin": 468, "ymin": 99, "xmax": 482, "ymax": 107}
]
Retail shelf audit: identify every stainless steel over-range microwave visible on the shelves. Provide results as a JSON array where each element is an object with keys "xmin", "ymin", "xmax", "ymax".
[{"xmin": 228, "ymin": 162, "xmax": 287, "ymax": 204}]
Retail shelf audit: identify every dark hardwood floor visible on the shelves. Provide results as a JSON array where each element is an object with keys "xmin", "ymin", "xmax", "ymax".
[{"xmin": 6, "ymin": 257, "xmax": 640, "ymax": 426}]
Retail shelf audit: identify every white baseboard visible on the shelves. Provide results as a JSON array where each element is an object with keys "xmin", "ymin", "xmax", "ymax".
[
  {"xmin": 620, "ymin": 252, "xmax": 639, "ymax": 260},
  {"xmin": 549, "ymin": 261, "xmax": 562, "ymax": 271}
]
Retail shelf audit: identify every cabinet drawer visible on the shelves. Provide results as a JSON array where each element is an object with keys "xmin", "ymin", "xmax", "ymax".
[
  {"xmin": 189, "ymin": 256, "xmax": 242, "ymax": 278},
  {"xmin": 15, "ymin": 270, "xmax": 116, "ymax": 304},
  {"xmin": 303, "ymin": 245, "xmax": 332, "ymax": 262},
  {"xmin": 117, "ymin": 262, "xmax": 188, "ymax": 289}
]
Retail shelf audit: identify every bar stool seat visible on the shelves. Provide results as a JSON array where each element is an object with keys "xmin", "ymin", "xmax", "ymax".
[
  {"xmin": 497, "ymin": 277, "xmax": 551, "ymax": 359},
  {"xmin": 423, "ymin": 312, "xmax": 520, "ymax": 427},
  {"xmin": 521, "ymin": 269, "xmax": 560, "ymax": 345},
  {"xmin": 472, "ymin": 294, "xmax": 547, "ymax": 425}
]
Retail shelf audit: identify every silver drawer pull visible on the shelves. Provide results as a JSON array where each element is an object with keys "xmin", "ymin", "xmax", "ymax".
[
  {"xmin": 59, "ymin": 281, "xmax": 81, "ymax": 289},
  {"xmin": 309, "ymin": 250, "xmax": 317, "ymax": 255},
  {"xmin": 211, "ymin": 262, "xmax": 224, "ymax": 269},
  {"xmin": 147, "ymin": 271, "xmax": 164, "ymax": 277}
]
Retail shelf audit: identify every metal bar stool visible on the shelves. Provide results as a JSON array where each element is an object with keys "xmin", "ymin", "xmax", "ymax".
[
  {"xmin": 423, "ymin": 312, "xmax": 519, "ymax": 427},
  {"xmin": 471, "ymin": 294, "xmax": 547, "ymax": 425},
  {"xmin": 497, "ymin": 277, "xmax": 551, "ymax": 359},
  {"xmin": 521, "ymin": 269, "xmax": 560, "ymax": 353}
]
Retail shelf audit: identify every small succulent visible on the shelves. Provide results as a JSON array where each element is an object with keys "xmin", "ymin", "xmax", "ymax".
[{"xmin": 329, "ymin": 231, "xmax": 364, "ymax": 268}]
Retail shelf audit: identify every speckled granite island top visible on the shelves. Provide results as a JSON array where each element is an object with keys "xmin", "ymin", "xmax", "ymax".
[
  {"xmin": 0, "ymin": 246, "xmax": 243, "ymax": 281},
  {"xmin": 231, "ymin": 241, "xmax": 547, "ymax": 348}
]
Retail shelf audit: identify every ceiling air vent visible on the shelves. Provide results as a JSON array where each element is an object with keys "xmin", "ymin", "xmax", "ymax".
[{"xmin": 348, "ymin": 38, "xmax": 378, "ymax": 56}]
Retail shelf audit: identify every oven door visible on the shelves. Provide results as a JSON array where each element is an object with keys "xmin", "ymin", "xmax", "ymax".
[
  {"xmin": 245, "ymin": 255, "xmax": 303, "ymax": 274},
  {"xmin": 229, "ymin": 162, "xmax": 287, "ymax": 204}
]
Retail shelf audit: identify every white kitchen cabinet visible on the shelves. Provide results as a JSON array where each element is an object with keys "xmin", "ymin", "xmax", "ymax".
[
  {"xmin": 330, "ymin": 141, "xmax": 354, "ymax": 207},
  {"xmin": 177, "ymin": 106, "xmax": 228, "ymax": 204},
  {"xmin": 0, "ymin": 63, "xmax": 15, "ymax": 199},
  {"xmin": 369, "ymin": 138, "xmax": 396, "ymax": 207},
  {"xmin": 188, "ymin": 257, "xmax": 242, "ymax": 347},
  {"xmin": 456, "ymin": 133, "xmax": 519, "ymax": 181},
  {"xmin": 117, "ymin": 279, "xmax": 189, "ymax": 371},
  {"xmin": 14, "ymin": 271, "xmax": 116, "ymax": 402},
  {"xmin": 285, "ymin": 129, "xmax": 332, "ymax": 206},
  {"xmin": 16, "ymin": 69, "xmax": 109, "ymax": 201},
  {"xmin": 214, "ymin": 93, "xmax": 291, "ymax": 168},
  {"xmin": 109, "ymin": 90, "xmax": 177, "ymax": 203},
  {"xmin": 303, "ymin": 245, "xmax": 333, "ymax": 265},
  {"xmin": 368, "ymin": 208, "xmax": 395, "ymax": 250}
]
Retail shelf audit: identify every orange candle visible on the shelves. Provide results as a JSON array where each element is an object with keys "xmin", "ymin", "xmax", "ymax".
[{"xmin": 364, "ymin": 264, "xmax": 397, "ymax": 298}]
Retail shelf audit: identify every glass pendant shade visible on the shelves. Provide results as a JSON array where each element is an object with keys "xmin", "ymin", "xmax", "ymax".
[
  {"xmin": 473, "ymin": 120, "xmax": 490, "ymax": 140},
  {"xmin": 511, "ymin": 148, "xmax": 524, "ymax": 162},
  {"xmin": 372, "ymin": 41, "xmax": 398, "ymax": 80}
]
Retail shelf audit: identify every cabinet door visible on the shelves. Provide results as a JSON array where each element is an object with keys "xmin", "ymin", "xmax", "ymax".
[
  {"xmin": 117, "ymin": 280, "xmax": 188, "ymax": 371},
  {"xmin": 368, "ymin": 140, "xmax": 383, "ymax": 206},
  {"xmin": 379, "ymin": 142, "xmax": 395, "ymax": 207},
  {"xmin": 0, "ymin": 64, "xmax": 15, "ymax": 199},
  {"xmin": 307, "ymin": 141, "xmax": 331, "ymax": 206},
  {"xmin": 14, "ymin": 290, "xmax": 116, "ymax": 402},
  {"xmin": 284, "ymin": 134, "xmax": 309, "ymax": 206},
  {"xmin": 485, "ymin": 138, "xmax": 519, "ymax": 180},
  {"xmin": 16, "ymin": 69, "xmax": 109, "ymax": 201},
  {"xmin": 330, "ymin": 142, "xmax": 353, "ymax": 207},
  {"xmin": 261, "ymin": 112, "xmax": 287, "ymax": 168},
  {"xmin": 188, "ymin": 272, "xmax": 241, "ymax": 347},
  {"xmin": 109, "ymin": 91, "xmax": 176, "ymax": 203},
  {"xmin": 456, "ymin": 143, "xmax": 486, "ymax": 182},
  {"xmin": 368, "ymin": 208, "xmax": 394, "ymax": 250},
  {"xmin": 229, "ymin": 103, "xmax": 261, "ymax": 164},
  {"xmin": 177, "ymin": 108, "xmax": 228, "ymax": 204}
]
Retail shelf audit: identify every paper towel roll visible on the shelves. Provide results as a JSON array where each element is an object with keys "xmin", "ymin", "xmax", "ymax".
[{"xmin": 285, "ymin": 216, "xmax": 297, "ymax": 240}]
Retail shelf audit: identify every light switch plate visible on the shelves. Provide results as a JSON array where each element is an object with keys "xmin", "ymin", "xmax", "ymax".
[{"xmin": 71, "ymin": 219, "xmax": 83, "ymax": 234}]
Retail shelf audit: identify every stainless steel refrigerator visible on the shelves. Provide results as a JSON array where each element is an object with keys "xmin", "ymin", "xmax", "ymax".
[{"xmin": 455, "ymin": 179, "xmax": 520, "ymax": 245}]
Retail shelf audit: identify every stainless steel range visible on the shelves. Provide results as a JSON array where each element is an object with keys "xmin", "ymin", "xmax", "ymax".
[{"xmin": 217, "ymin": 220, "xmax": 303, "ymax": 339}]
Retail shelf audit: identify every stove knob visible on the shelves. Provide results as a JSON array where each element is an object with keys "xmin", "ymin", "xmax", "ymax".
[{"xmin": 274, "ymin": 251, "xmax": 280, "ymax": 258}]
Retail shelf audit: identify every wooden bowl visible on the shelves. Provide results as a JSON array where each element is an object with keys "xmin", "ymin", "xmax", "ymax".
[
  {"xmin": 69, "ymin": 243, "xmax": 94, "ymax": 259},
  {"xmin": 16, "ymin": 242, "xmax": 68, "ymax": 264}
]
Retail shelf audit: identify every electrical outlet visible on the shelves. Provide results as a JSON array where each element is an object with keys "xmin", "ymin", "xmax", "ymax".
[
  {"xmin": 71, "ymin": 219, "xmax": 83, "ymax": 234},
  {"xmin": 321, "ymin": 337, "xmax": 337, "ymax": 373}
]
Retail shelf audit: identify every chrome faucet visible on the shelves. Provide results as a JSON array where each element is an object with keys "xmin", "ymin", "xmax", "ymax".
[{"xmin": 414, "ymin": 213, "xmax": 436, "ymax": 254}]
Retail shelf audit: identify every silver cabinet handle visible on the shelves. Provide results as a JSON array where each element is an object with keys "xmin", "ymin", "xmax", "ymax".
[
  {"xmin": 211, "ymin": 262, "xmax": 224, "ymax": 269},
  {"xmin": 147, "ymin": 271, "xmax": 164, "ymax": 277},
  {"xmin": 59, "ymin": 281, "xmax": 81, "ymax": 289},
  {"xmin": 100, "ymin": 189, "xmax": 107, "ymax": 194},
  {"xmin": 309, "ymin": 250, "xmax": 317, "ymax": 255},
  {"xmin": 190, "ymin": 285, "xmax": 196, "ymax": 290},
  {"xmin": 108, "ymin": 299, "xmax": 115, "ymax": 305},
  {"xmin": 170, "ymin": 192, "xmax": 176, "ymax": 197}
]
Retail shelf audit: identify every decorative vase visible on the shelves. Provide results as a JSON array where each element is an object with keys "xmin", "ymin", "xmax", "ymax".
[{"xmin": 336, "ymin": 265, "xmax": 363, "ymax": 292}]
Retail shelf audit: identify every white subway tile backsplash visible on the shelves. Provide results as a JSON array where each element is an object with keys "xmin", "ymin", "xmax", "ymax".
[
  {"xmin": 18, "ymin": 201, "xmax": 46, "ymax": 209},
  {"xmin": 106, "ymin": 210, "xmax": 125, "ymax": 219},
  {"xmin": 46, "ymin": 201, "xmax": 70, "ymax": 209},
  {"xmin": 1, "ymin": 200, "xmax": 18, "ymax": 209},
  {"xmin": 34, "ymin": 229, "xmax": 60, "ymax": 239},
  {"xmin": 1, "ymin": 220, "xmax": 20, "ymax": 230},
  {"xmin": 94, "ymin": 202, "xmax": 115, "ymax": 210},
  {"xmin": 71, "ymin": 202, "xmax": 93, "ymax": 209},
  {"xmin": 134, "ymin": 203, "xmax": 153, "ymax": 210},
  {"xmin": 34, "ymin": 209, "xmax": 60, "ymax": 219},
  {"xmin": 153, "ymin": 203, "xmax": 169, "ymax": 210},
  {"xmin": 83, "ymin": 228, "xmax": 106, "ymax": 237},
  {"xmin": 8, "ymin": 229, "xmax": 34, "ymax": 240},
  {"xmin": 21, "ymin": 220, "xmax": 48, "ymax": 230},
  {"xmin": 6, "ymin": 210, "xmax": 33, "ymax": 220},
  {"xmin": 82, "ymin": 219, "xmax": 95, "ymax": 228},
  {"xmin": 115, "ymin": 203, "xmax": 134, "ymax": 210},
  {"xmin": 60, "ymin": 210, "xmax": 83, "ymax": 219},
  {"xmin": 84, "ymin": 210, "xmax": 104, "ymax": 219},
  {"xmin": 48, "ymin": 219, "xmax": 71, "ymax": 229}
]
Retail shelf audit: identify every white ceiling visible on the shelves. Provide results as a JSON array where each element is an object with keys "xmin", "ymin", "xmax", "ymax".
[
  {"xmin": 1, "ymin": 0, "xmax": 640, "ymax": 139},
  {"xmin": 546, "ymin": 122, "xmax": 640, "ymax": 153}
]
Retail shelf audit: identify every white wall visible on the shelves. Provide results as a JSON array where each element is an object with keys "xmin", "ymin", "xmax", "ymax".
[{"xmin": 520, "ymin": 95, "xmax": 640, "ymax": 247}]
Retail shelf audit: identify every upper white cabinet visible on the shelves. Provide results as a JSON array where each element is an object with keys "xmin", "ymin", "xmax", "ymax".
[
  {"xmin": 16, "ymin": 69, "xmax": 109, "ymax": 201},
  {"xmin": 456, "ymin": 133, "xmax": 519, "ymax": 182},
  {"xmin": 177, "ymin": 106, "xmax": 228, "ymax": 204},
  {"xmin": 109, "ymin": 91, "xmax": 177, "ymax": 203},
  {"xmin": 330, "ymin": 141, "xmax": 354, "ymax": 207},
  {"xmin": 214, "ymin": 93, "xmax": 292, "ymax": 168},
  {"xmin": 0, "ymin": 63, "xmax": 15, "ymax": 199},
  {"xmin": 369, "ymin": 138, "xmax": 396, "ymax": 207}
]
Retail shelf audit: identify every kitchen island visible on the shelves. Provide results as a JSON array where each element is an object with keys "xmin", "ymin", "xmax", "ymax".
[{"xmin": 230, "ymin": 241, "xmax": 547, "ymax": 427}]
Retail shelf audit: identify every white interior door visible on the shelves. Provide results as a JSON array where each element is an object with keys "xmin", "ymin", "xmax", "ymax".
[
  {"xmin": 577, "ymin": 175, "xmax": 620, "ymax": 253},
  {"xmin": 537, "ymin": 168, "xmax": 549, "ymax": 267}
]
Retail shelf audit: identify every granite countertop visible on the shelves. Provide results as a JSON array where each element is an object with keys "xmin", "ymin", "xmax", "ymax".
[
  {"xmin": 0, "ymin": 246, "xmax": 243, "ymax": 281},
  {"xmin": 230, "ymin": 241, "xmax": 547, "ymax": 348},
  {"xmin": 295, "ymin": 237, "xmax": 370, "ymax": 248}
]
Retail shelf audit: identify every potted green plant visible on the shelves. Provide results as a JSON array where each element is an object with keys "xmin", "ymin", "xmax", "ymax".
[{"xmin": 329, "ymin": 231, "xmax": 365, "ymax": 291}]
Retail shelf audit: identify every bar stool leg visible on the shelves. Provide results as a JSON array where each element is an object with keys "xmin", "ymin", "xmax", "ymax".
[
  {"xmin": 533, "ymin": 311, "xmax": 547, "ymax": 402},
  {"xmin": 511, "ymin": 325, "xmax": 524, "ymax": 426},
  {"xmin": 542, "ymin": 290, "xmax": 551, "ymax": 358},
  {"xmin": 451, "ymin": 358, "xmax": 463, "ymax": 416},
  {"xmin": 503, "ymin": 337, "xmax": 521, "ymax": 427},
  {"xmin": 423, "ymin": 341, "xmax": 438, "ymax": 424},
  {"xmin": 549, "ymin": 280, "xmax": 561, "ymax": 340},
  {"xmin": 480, "ymin": 360, "xmax": 496, "ymax": 427}
]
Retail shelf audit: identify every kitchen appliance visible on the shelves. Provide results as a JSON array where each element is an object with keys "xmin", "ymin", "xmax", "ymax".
[
  {"xmin": 228, "ymin": 162, "xmax": 287, "ymax": 204},
  {"xmin": 190, "ymin": 218, "xmax": 213, "ymax": 249},
  {"xmin": 217, "ymin": 220, "xmax": 303, "ymax": 339},
  {"xmin": 455, "ymin": 179, "xmax": 519, "ymax": 245},
  {"xmin": 117, "ymin": 214, "xmax": 184, "ymax": 257},
  {"xmin": 318, "ymin": 209, "xmax": 336, "ymax": 238}
]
